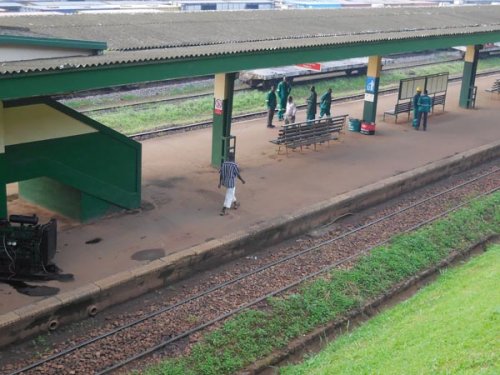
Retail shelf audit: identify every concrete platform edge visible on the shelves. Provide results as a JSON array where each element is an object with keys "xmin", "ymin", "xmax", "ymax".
[{"xmin": 1, "ymin": 140, "xmax": 499, "ymax": 347}]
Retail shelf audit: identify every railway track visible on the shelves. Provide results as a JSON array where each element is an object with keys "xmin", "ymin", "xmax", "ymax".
[
  {"xmin": 4, "ymin": 165, "xmax": 498, "ymax": 375},
  {"xmin": 76, "ymin": 57, "xmax": 466, "ymax": 115},
  {"xmin": 128, "ymin": 69, "xmax": 500, "ymax": 141}
]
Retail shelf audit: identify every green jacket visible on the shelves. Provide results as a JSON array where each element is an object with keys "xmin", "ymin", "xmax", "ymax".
[
  {"xmin": 307, "ymin": 91, "xmax": 317, "ymax": 114},
  {"xmin": 320, "ymin": 91, "xmax": 332, "ymax": 110},
  {"xmin": 266, "ymin": 91, "xmax": 277, "ymax": 109},
  {"xmin": 413, "ymin": 93, "xmax": 421, "ymax": 111},
  {"xmin": 277, "ymin": 81, "xmax": 291, "ymax": 100},
  {"xmin": 418, "ymin": 94, "xmax": 432, "ymax": 113}
]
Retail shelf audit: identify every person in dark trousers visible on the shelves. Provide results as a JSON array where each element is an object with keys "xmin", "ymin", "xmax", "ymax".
[
  {"xmin": 218, "ymin": 153, "xmax": 245, "ymax": 216},
  {"xmin": 412, "ymin": 87, "xmax": 422, "ymax": 129},
  {"xmin": 306, "ymin": 86, "xmax": 317, "ymax": 122},
  {"xmin": 266, "ymin": 86, "xmax": 277, "ymax": 128},
  {"xmin": 319, "ymin": 88, "xmax": 333, "ymax": 118},
  {"xmin": 417, "ymin": 89, "xmax": 432, "ymax": 131},
  {"xmin": 276, "ymin": 77, "xmax": 292, "ymax": 121}
]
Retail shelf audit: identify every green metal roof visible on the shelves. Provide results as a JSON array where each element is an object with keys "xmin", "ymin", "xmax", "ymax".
[
  {"xmin": 0, "ymin": 34, "xmax": 107, "ymax": 51},
  {"xmin": 0, "ymin": 6, "xmax": 499, "ymax": 100}
]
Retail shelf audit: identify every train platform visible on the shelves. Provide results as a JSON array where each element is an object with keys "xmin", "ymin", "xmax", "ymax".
[{"xmin": 1, "ymin": 75, "xmax": 499, "ymax": 343}]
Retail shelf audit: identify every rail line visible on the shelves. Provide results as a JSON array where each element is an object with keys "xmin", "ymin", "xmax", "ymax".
[
  {"xmin": 77, "ymin": 57, "xmax": 466, "ymax": 115},
  {"xmin": 127, "ymin": 69, "xmax": 500, "ymax": 141},
  {"xmin": 8, "ymin": 167, "xmax": 498, "ymax": 375}
]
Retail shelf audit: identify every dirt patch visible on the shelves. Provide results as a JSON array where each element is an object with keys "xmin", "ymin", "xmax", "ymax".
[{"xmin": 131, "ymin": 248, "xmax": 166, "ymax": 261}]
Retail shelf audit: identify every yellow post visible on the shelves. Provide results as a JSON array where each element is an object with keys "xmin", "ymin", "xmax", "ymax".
[{"xmin": 362, "ymin": 56, "xmax": 382, "ymax": 123}]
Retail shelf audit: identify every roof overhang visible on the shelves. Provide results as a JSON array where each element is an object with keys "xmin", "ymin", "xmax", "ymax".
[{"xmin": 0, "ymin": 6, "xmax": 499, "ymax": 100}]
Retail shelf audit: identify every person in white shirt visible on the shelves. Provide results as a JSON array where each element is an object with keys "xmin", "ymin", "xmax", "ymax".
[{"xmin": 285, "ymin": 96, "xmax": 297, "ymax": 125}]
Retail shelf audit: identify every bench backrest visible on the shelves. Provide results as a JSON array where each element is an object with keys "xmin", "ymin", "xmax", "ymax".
[
  {"xmin": 395, "ymin": 101, "xmax": 412, "ymax": 112},
  {"xmin": 432, "ymin": 93, "xmax": 446, "ymax": 105},
  {"xmin": 278, "ymin": 115, "xmax": 347, "ymax": 140}
]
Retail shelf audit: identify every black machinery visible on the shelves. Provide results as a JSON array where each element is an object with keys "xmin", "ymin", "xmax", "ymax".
[{"xmin": 0, "ymin": 215, "xmax": 57, "ymax": 277}]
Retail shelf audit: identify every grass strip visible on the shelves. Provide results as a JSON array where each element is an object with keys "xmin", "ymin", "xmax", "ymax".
[
  {"xmin": 89, "ymin": 57, "xmax": 500, "ymax": 135},
  {"xmin": 142, "ymin": 191, "xmax": 500, "ymax": 375},
  {"xmin": 281, "ymin": 243, "xmax": 500, "ymax": 375}
]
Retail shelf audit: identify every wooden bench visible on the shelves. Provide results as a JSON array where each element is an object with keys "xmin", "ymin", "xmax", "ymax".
[
  {"xmin": 271, "ymin": 115, "xmax": 347, "ymax": 155},
  {"xmin": 485, "ymin": 79, "xmax": 500, "ymax": 94},
  {"xmin": 383, "ymin": 101, "xmax": 412, "ymax": 123}
]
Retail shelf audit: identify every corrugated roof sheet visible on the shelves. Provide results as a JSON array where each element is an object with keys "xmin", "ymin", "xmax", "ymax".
[{"xmin": 0, "ymin": 6, "xmax": 499, "ymax": 75}]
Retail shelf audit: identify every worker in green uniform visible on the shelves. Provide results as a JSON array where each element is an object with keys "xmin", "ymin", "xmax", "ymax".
[
  {"xmin": 276, "ymin": 77, "xmax": 292, "ymax": 121},
  {"xmin": 417, "ymin": 89, "xmax": 432, "ymax": 131},
  {"xmin": 412, "ymin": 87, "xmax": 422, "ymax": 129},
  {"xmin": 306, "ymin": 86, "xmax": 317, "ymax": 122},
  {"xmin": 319, "ymin": 88, "xmax": 333, "ymax": 118},
  {"xmin": 266, "ymin": 85, "xmax": 277, "ymax": 128}
]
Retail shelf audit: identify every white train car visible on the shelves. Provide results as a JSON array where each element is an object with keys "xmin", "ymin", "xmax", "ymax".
[
  {"xmin": 239, "ymin": 57, "xmax": 370, "ymax": 89},
  {"xmin": 452, "ymin": 43, "xmax": 500, "ymax": 57}
]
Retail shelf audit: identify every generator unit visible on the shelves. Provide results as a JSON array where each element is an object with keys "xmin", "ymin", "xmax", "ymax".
[{"xmin": 0, "ymin": 215, "xmax": 57, "ymax": 277}]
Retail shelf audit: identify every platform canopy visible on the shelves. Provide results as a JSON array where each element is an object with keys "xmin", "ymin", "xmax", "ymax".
[{"xmin": 0, "ymin": 6, "xmax": 499, "ymax": 99}]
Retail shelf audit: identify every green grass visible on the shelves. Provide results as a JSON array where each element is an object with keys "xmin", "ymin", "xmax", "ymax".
[
  {"xmin": 141, "ymin": 192, "xmax": 500, "ymax": 375},
  {"xmin": 85, "ymin": 57, "xmax": 500, "ymax": 135},
  {"xmin": 282, "ymin": 243, "xmax": 500, "ymax": 375}
]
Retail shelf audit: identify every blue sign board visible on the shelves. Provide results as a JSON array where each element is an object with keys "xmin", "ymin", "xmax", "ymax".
[{"xmin": 365, "ymin": 77, "xmax": 376, "ymax": 94}]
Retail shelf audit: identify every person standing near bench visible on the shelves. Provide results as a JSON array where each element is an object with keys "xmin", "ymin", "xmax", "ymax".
[
  {"xmin": 277, "ymin": 77, "xmax": 292, "ymax": 122},
  {"xmin": 218, "ymin": 153, "xmax": 245, "ymax": 216},
  {"xmin": 306, "ymin": 86, "xmax": 317, "ymax": 122},
  {"xmin": 266, "ymin": 85, "xmax": 277, "ymax": 128},
  {"xmin": 417, "ymin": 90, "xmax": 432, "ymax": 131},
  {"xmin": 285, "ymin": 96, "xmax": 297, "ymax": 124},
  {"xmin": 319, "ymin": 88, "xmax": 333, "ymax": 118},
  {"xmin": 412, "ymin": 87, "xmax": 422, "ymax": 129}
]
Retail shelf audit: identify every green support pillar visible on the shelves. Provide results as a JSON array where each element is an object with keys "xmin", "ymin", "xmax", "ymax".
[
  {"xmin": 211, "ymin": 72, "xmax": 236, "ymax": 167},
  {"xmin": 0, "ymin": 101, "xmax": 6, "ymax": 219},
  {"xmin": 362, "ymin": 56, "xmax": 382, "ymax": 123},
  {"xmin": 459, "ymin": 45, "xmax": 480, "ymax": 109}
]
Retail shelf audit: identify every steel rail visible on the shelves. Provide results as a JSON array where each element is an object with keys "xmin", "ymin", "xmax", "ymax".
[
  {"xmin": 128, "ymin": 69, "xmax": 500, "ymax": 140},
  {"xmin": 98, "ymin": 184, "xmax": 499, "ymax": 375},
  {"xmin": 79, "ymin": 86, "xmax": 251, "ymax": 114},
  {"xmin": 78, "ymin": 57, "xmax": 465, "ymax": 115},
  {"xmin": 9, "ymin": 168, "xmax": 498, "ymax": 375}
]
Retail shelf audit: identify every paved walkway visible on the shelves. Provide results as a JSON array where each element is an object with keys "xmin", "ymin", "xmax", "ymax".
[{"xmin": 2, "ymin": 75, "xmax": 499, "ymax": 314}]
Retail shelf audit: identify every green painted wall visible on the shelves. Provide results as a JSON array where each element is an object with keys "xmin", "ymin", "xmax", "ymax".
[
  {"xmin": 4, "ymin": 98, "xmax": 141, "ymax": 222},
  {"xmin": 19, "ymin": 177, "xmax": 120, "ymax": 222}
]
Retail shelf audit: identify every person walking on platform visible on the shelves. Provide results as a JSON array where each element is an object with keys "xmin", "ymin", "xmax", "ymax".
[
  {"xmin": 417, "ymin": 89, "xmax": 432, "ymax": 131},
  {"xmin": 319, "ymin": 88, "xmax": 333, "ymax": 118},
  {"xmin": 266, "ymin": 85, "xmax": 277, "ymax": 128},
  {"xmin": 218, "ymin": 153, "xmax": 245, "ymax": 216},
  {"xmin": 285, "ymin": 96, "xmax": 297, "ymax": 124},
  {"xmin": 306, "ymin": 86, "xmax": 317, "ymax": 122},
  {"xmin": 277, "ymin": 77, "xmax": 292, "ymax": 121},
  {"xmin": 412, "ymin": 87, "xmax": 422, "ymax": 129}
]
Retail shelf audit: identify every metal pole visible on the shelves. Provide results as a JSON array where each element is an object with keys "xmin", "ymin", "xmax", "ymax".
[
  {"xmin": 211, "ymin": 73, "xmax": 236, "ymax": 167},
  {"xmin": 459, "ymin": 45, "xmax": 480, "ymax": 109}
]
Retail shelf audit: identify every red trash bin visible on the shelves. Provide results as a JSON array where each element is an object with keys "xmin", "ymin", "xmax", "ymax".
[{"xmin": 360, "ymin": 122, "xmax": 376, "ymax": 135}]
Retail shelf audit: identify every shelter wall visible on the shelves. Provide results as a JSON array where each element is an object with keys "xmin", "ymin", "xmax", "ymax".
[{"xmin": 2, "ymin": 99, "xmax": 141, "ymax": 221}]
